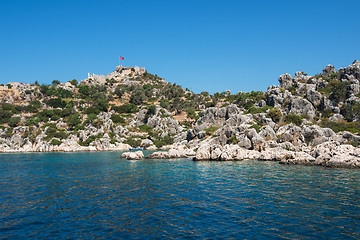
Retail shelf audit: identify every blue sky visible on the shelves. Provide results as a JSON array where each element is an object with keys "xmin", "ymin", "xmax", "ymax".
[{"xmin": 0, "ymin": 0, "xmax": 359, "ymax": 93}]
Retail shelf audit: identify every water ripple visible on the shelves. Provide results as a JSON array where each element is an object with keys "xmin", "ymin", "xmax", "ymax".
[{"xmin": 0, "ymin": 152, "xmax": 360, "ymax": 239}]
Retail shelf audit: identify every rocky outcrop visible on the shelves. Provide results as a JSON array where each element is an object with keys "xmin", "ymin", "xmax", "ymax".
[
  {"xmin": 281, "ymin": 142, "xmax": 360, "ymax": 168},
  {"xmin": 322, "ymin": 64, "xmax": 335, "ymax": 79},
  {"xmin": 279, "ymin": 73, "xmax": 293, "ymax": 89},
  {"xmin": 193, "ymin": 143, "xmax": 259, "ymax": 161},
  {"xmin": 289, "ymin": 97, "xmax": 316, "ymax": 119},
  {"xmin": 338, "ymin": 60, "xmax": 360, "ymax": 80},
  {"xmin": 121, "ymin": 151, "xmax": 144, "ymax": 160},
  {"xmin": 131, "ymin": 107, "xmax": 183, "ymax": 136},
  {"xmin": 146, "ymin": 147, "xmax": 196, "ymax": 159},
  {"xmin": 266, "ymin": 86, "xmax": 293, "ymax": 108},
  {"xmin": 188, "ymin": 104, "xmax": 242, "ymax": 140},
  {"xmin": 259, "ymin": 147, "xmax": 315, "ymax": 163},
  {"xmin": 306, "ymin": 89, "xmax": 322, "ymax": 107}
]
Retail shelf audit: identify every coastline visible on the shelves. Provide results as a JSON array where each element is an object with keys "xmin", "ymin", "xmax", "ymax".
[
  {"xmin": 1, "ymin": 62, "xmax": 360, "ymax": 169},
  {"xmin": 3, "ymin": 141, "xmax": 359, "ymax": 169}
]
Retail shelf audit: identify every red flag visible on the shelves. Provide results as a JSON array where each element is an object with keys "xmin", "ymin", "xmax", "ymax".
[{"xmin": 119, "ymin": 56, "xmax": 124, "ymax": 60}]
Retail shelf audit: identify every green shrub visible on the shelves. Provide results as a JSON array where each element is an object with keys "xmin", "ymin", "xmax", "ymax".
[
  {"xmin": 52, "ymin": 80, "xmax": 61, "ymax": 85},
  {"xmin": 44, "ymin": 129, "xmax": 68, "ymax": 140},
  {"xmin": 341, "ymin": 103, "xmax": 360, "ymax": 121},
  {"xmin": 321, "ymin": 120, "xmax": 360, "ymax": 134},
  {"xmin": 138, "ymin": 124, "xmax": 153, "ymax": 132},
  {"xmin": 153, "ymin": 135, "xmax": 174, "ymax": 148},
  {"xmin": 1, "ymin": 103, "xmax": 19, "ymax": 113},
  {"xmin": 162, "ymin": 83, "xmax": 185, "ymax": 100},
  {"xmin": 345, "ymin": 141, "xmax": 359, "ymax": 147},
  {"xmin": 74, "ymin": 125, "xmax": 85, "ymax": 131},
  {"xmin": 205, "ymin": 102, "xmax": 216, "ymax": 108},
  {"xmin": 78, "ymin": 134, "xmax": 102, "ymax": 146},
  {"xmin": 0, "ymin": 110, "xmax": 13, "ymax": 124},
  {"xmin": 124, "ymin": 137, "xmax": 142, "ymax": 148},
  {"xmin": 111, "ymin": 114, "xmax": 125, "ymax": 124},
  {"xmin": 84, "ymin": 113, "xmax": 97, "ymax": 125},
  {"xmin": 93, "ymin": 99, "xmax": 109, "ymax": 112},
  {"xmin": 250, "ymin": 124, "xmax": 262, "ymax": 133},
  {"xmin": 181, "ymin": 121, "xmax": 192, "ymax": 129},
  {"xmin": 228, "ymin": 136, "xmax": 239, "ymax": 144},
  {"xmin": 50, "ymin": 139, "xmax": 62, "ymax": 145},
  {"xmin": 130, "ymin": 87, "xmax": 147, "ymax": 105},
  {"xmin": 69, "ymin": 79, "xmax": 78, "ymax": 86},
  {"xmin": 67, "ymin": 113, "xmax": 81, "ymax": 129},
  {"xmin": 159, "ymin": 99, "xmax": 170, "ymax": 109},
  {"xmin": 25, "ymin": 116, "xmax": 40, "ymax": 126},
  {"xmin": 204, "ymin": 126, "xmax": 220, "ymax": 136},
  {"xmin": 186, "ymin": 108, "xmax": 197, "ymax": 119},
  {"xmin": 7, "ymin": 117, "xmax": 20, "ymax": 127},
  {"xmin": 147, "ymin": 105, "xmax": 157, "ymax": 116},
  {"xmin": 318, "ymin": 79, "xmax": 350, "ymax": 104},
  {"xmin": 114, "ymin": 86, "xmax": 125, "ymax": 98},
  {"xmin": 47, "ymin": 97, "xmax": 67, "ymax": 108},
  {"xmin": 320, "ymin": 109, "xmax": 334, "ymax": 119},
  {"xmin": 111, "ymin": 104, "xmax": 138, "ymax": 114},
  {"xmin": 287, "ymin": 86, "xmax": 297, "ymax": 94},
  {"xmin": 201, "ymin": 91, "xmax": 209, "ymax": 96},
  {"xmin": 285, "ymin": 113, "xmax": 303, "ymax": 126},
  {"xmin": 267, "ymin": 108, "xmax": 283, "ymax": 122},
  {"xmin": 84, "ymin": 107, "xmax": 100, "ymax": 115},
  {"xmin": 246, "ymin": 106, "xmax": 272, "ymax": 114},
  {"xmin": 2, "ymin": 127, "xmax": 13, "ymax": 138}
]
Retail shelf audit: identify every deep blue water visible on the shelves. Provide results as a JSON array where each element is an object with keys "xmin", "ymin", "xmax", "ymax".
[{"xmin": 0, "ymin": 151, "xmax": 360, "ymax": 240}]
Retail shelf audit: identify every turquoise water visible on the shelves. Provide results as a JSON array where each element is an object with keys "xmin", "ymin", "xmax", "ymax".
[{"xmin": 0, "ymin": 151, "xmax": 360, "ymax": 239}]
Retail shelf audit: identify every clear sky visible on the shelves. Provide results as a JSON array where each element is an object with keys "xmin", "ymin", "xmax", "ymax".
[{"xmin": 0, "ymin": 0, "xmax": 359, "ymax": 93}]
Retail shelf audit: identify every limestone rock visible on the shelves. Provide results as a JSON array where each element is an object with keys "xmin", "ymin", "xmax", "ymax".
[
  {"xmin": 306, "ymin": 89, "xmax": 322, "ymax": 107},
  {"xmin": 302, "ymin": 125, "xmax": 335, "ymax": 145},
  {"xmin": 121, "ymin": 151, "xmax": 144, "ymax": 160},
  {"xmin": 322, "ymin": 64, "xmax": 335, "ymax": 79},
  {"xmin": 328, "ymin": 114, "xmax": 344, "ymax": 121},
  {"xmin": 278, "ymin": 73, "xmax": 292, "ymax": 89},
  {"xmin": 289, "ymin": 97, "xmax": 316, "ymax": 119},
  {"xmin": 277, "ymin": 125, "xmax": 304, "ymax": 146}
]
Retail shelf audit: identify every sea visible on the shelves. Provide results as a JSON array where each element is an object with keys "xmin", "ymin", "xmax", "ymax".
[{"xmin": 0, "ymin": 151, "xmax": 359, "ymax": 239}]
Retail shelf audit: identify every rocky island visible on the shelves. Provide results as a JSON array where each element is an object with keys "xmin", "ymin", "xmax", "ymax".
[{"xmin": 1, "ymin": 61, "xmax": 360, "ymax": 168}]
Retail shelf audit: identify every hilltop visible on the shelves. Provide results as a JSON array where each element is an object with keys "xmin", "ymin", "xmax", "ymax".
[{"xmin": 1, "ymin": 61, "xmax": 360, "ymax": 168}]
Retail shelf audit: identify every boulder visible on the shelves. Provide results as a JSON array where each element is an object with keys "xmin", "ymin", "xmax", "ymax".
[
  {"xmin": 194, "ymin": 144, "xmax": 211, "ymax": 160},
  {"xmin": 121, "ymin": 151, "xmax": 144, "ymax": 160},
  {"xmin": 280, "ymin": 152, "xmax": 316, "ymax": 165},
  {"xmin": 289, "ymin": 97, "xmax": 316, "ymax": 119},
  {"xmin": 258, "ymin": 147, "xmax": 294, "ymax": 161},
  {"xmin": 302, "ymin": 125, "xmax": 335, "ymax": 145},
  {"xmin": 328, "ymin": 114, "xmax": 344, "ymax": 121},
  {"xmin": 306, "ymin": 89, "xmax": 322, "ymax": 107},
  {"xmin": 322, "ymin": 64, "xmax": 335, "ymax": 79},
  {"xmin": 278, "ymin": 73, "xmax": 292, "ymax": 89},
  {"xmin": 237, "ymin": 134, "xmax": 252, "ymax": 149},
  {"xmin": 277, "ymin": 124, "xmax": 304, "ymax": 146}
]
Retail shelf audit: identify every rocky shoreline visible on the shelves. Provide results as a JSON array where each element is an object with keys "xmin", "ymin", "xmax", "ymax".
[{"xmin": 1, "ymin": 61, "xmax": 360, "ymax": 168}]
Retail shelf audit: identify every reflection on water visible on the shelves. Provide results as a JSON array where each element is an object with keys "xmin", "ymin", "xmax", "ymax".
[{"xmin": 0, "ymin": 152, "xmax": 360, "ymax": 239}]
